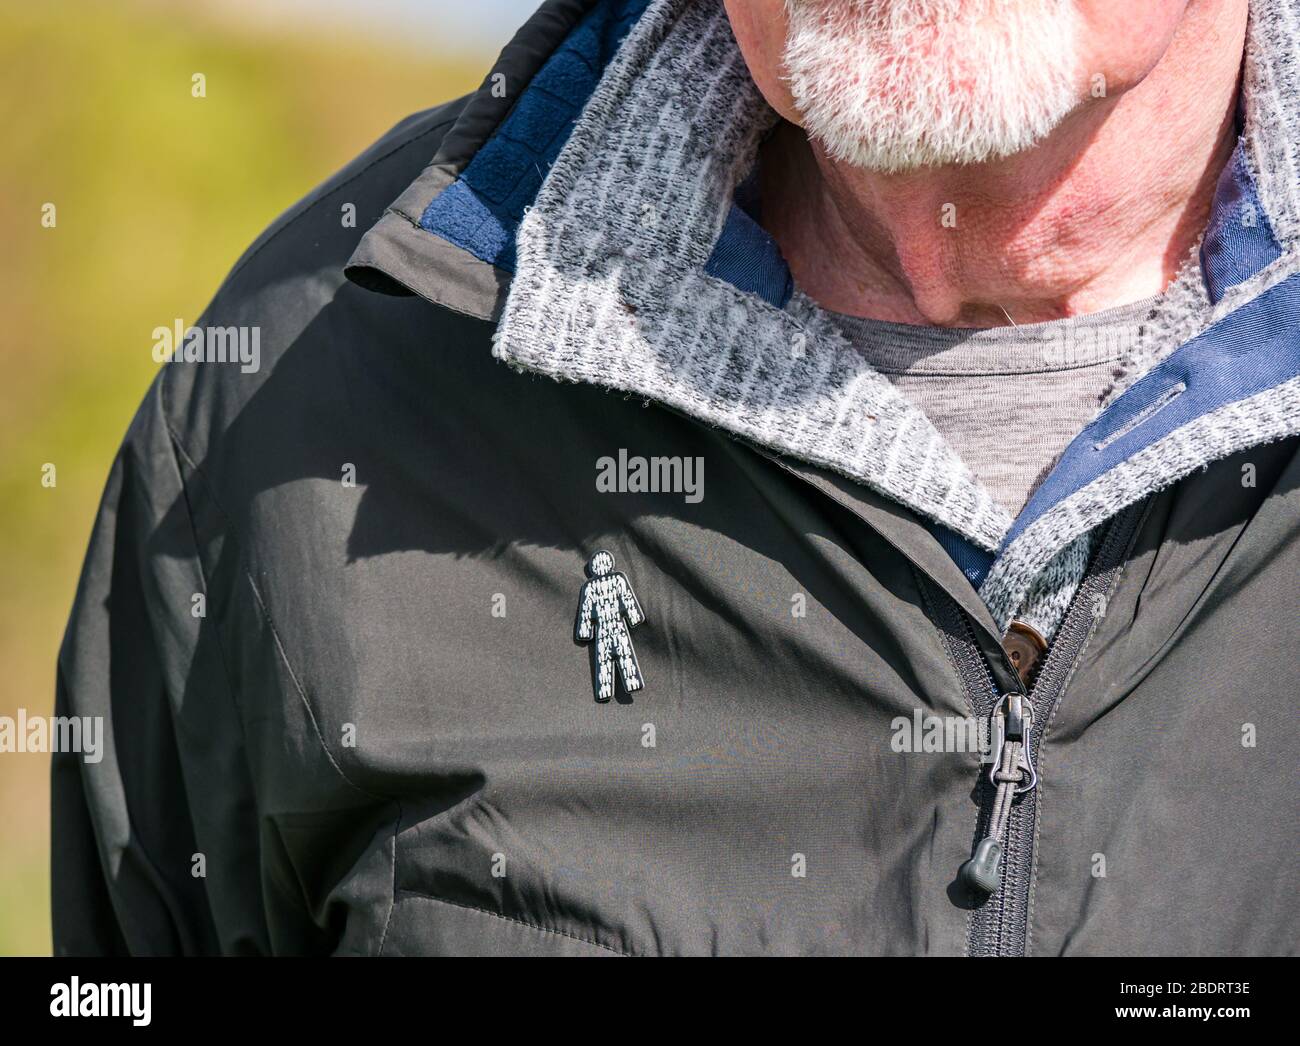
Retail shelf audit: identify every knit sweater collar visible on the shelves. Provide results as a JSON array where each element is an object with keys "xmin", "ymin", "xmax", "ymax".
[
  {"xmin": 495, "ymin": 0, "xmax": 1016, "ymax": 553},
  {"xmin": 491, "ymin": 0, "xmax": 1300, "ymax": 628}
]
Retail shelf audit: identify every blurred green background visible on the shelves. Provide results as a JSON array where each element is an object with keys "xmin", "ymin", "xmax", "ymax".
[{"xmin": 0, "ymin": 0, "xmax": 518, "ymax": 955}]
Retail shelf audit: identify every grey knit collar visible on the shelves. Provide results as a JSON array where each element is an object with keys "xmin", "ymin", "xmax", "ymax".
[
  {"xmin": 496, "ymin": 0, "xmax": 1012, "ymax": 551},
  {"xmin": 494, "ymin": 0, "xmax": 1300, "ymax": 627}
]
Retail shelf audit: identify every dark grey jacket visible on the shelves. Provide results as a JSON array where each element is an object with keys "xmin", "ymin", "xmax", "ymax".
[{"xmin": 54, "ymin": 0, "xmax": 1300, "ymax": 956}]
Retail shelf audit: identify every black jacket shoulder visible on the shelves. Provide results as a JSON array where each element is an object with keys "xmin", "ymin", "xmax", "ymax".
[
  {"xmin": 225, "ymin": 97, "xmax": 468, "ymax": 296},
  {"xmin": 153, "ymin": 95, "xmax": 472, "ymax": 467}
]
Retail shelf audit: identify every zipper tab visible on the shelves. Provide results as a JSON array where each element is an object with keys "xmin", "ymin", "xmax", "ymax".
[
  {"xmin": 961, "ymin": 694, "xmax": 1037, "ymax": 896},
  {"xmin": 961, "ymin": 837, "xmax": 1003, "ymax": 894}
]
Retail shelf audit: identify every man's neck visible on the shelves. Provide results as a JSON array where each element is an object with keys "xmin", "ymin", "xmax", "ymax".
[{"xmin": 759, "ymin": 1, "xmax": 1247, "ymax": 328}]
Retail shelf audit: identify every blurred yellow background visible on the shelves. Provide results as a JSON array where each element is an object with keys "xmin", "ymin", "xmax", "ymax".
[{"xmin": 0, "ymin": 0, "xmax": 509, "ymax": 955}]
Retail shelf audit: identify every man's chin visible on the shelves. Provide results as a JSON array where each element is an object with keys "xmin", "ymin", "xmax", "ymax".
[
  {"xmin": 785, "ymin": 0, "xmax": 1087, "ymax": 176},
  {"xmin": 803, "ymin": 103, "xmax": 1077, "ymax": 174}
]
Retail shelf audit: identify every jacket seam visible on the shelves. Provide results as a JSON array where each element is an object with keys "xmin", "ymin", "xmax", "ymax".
[
  {"xmin": 376, "ymin": 800, "xmax": 403, "ymax": 957},
  {"xmin": 154, "ymin": 382, "xmax": 248, "ymax": 731},
  {"xmin": 157, "ymin": 381, "xmax": 266, "ymax": 951},
  {"xmin": 391, "ymin": 889, "xmax": 633, "ymax": 956},
  {"xmin": 390, "ymin": 176, "xmax": 449, "ymax": 230},
  {"xmin": 161, "ymin": 416, "xmax": 391, "ymax": 805}
]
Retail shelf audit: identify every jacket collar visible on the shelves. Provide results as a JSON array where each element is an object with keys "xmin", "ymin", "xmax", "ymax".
[
  {"xmin": 349, "ymin": 0, "xmax": 1300, "ymax": 628},
  {"xmin": 345, "ymin": 0, "xmax": 640, "ymax": 319}
]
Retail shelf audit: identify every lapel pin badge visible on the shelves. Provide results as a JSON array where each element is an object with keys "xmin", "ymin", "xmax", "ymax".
[{"xmin": 574, "ymin": 550, "xmax": 646, "ymax": 702}]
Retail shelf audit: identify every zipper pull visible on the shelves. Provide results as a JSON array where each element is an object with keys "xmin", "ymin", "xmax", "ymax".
[
  {"xmin": 961, "ymin": 694, "xmax": 1037, "ymax": 896},
  {"xmin": 960, "ymin": 837, "xmax": 1003, "ymax": 894}
]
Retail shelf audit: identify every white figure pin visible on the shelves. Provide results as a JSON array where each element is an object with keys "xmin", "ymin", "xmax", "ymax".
[{"xmin": 574, "ymin": 550, "xmax": 646, "ymax": 702}]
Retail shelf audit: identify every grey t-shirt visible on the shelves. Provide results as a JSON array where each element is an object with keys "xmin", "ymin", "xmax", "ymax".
[{"xmin": 826, "ymin": 298, "xmax": 1157, "ymax": 518}]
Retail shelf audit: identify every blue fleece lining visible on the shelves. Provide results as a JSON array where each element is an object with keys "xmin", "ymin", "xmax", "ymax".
[{"xmin": 418, "ymin": 0, "xmax": 651, "ymax": 272}]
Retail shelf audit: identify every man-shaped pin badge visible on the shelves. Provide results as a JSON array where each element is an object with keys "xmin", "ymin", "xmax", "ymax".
[{"xmin": 574, "ymin": 550, "xmax": 646, "ymax": 702}]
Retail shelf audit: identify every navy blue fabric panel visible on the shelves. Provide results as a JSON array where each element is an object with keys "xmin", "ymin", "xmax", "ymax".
[
  {"xmin": 1005, "ymin": 270, "xmax": 1300, "ymax": 549},
  {"xmin": 704, "ymin": 204, "xmax": 794, "ymax": 308},
  {"xmin": 1200, "ymin": 139, "xmax": 1283, "ymax": 303},
  {"xmin": 420, "ymin": 179, "xmax": 519, "ymax": 269},
  {"xmin": 419, "ymin": 0, "xmax": 652, "ymax": 272},
  {"xmin": 932, "ymin": 523, "xmax": 997, "ymax": 588}
]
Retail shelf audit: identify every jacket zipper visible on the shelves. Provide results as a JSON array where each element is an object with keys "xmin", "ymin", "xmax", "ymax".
[
  {"xmin": 936, "ymin": 502, "xmax": 1147, "ymax": 957},
  {"xmin": 716, "ymin": 436, "xmax": 1149, "ymax": 953}
]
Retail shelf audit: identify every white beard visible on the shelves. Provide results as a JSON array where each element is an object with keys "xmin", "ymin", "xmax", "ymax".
[{"xmin": 783, "ymin": 0, "xmax": 1086, "ymax": 172}]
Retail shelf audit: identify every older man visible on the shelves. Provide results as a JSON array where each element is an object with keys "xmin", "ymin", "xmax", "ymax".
[{"xmin": 56, "ymin": 0, "xmax": 1298, "ymax": 955}]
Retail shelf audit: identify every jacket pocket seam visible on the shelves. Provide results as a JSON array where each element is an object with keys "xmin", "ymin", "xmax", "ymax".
[{"xmin": 391, "ymin": 889, "xmax": 632, "ymax": 957}]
